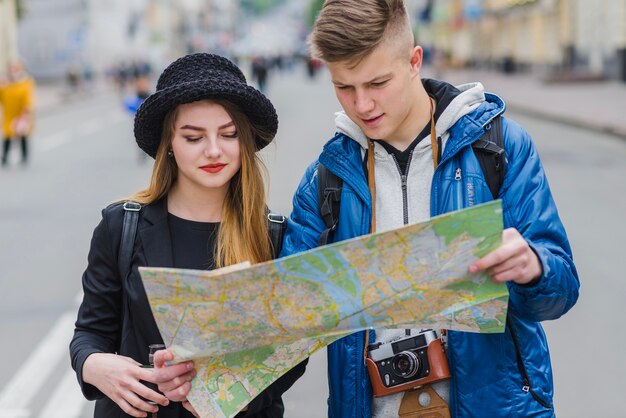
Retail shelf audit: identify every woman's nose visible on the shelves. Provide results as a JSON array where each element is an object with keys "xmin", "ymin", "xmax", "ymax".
[{"xmin": 203, "ymin": 138, "xmax": 222, "ymax": 158}]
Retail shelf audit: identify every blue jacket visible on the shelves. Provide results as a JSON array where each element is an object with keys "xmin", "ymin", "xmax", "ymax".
[{"xmin": 281, "ymin": 85, "xmax": 579, "ymax": 417}]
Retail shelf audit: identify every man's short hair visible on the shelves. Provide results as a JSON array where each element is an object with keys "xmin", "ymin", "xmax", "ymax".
[{"xmin": 308, "ymin": 0, "xmax": 413, "ymax": 65}]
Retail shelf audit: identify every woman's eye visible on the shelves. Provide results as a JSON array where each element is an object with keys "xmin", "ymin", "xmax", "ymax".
[
  {"xmin": 223, "ymin": 132, "xmax": 239, "ymax": 139},
  {"xmin": 185, "ymin": 136, "xmax": 201, "ymax": 142}
]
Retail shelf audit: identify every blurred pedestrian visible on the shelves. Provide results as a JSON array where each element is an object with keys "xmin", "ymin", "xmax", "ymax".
[
  {"xmin": 66, "ymin": 64, "xmax": 81, "ymax": 93},
  {"xmin": 251, "ymin": 56, "xmax": 269, "ymax": 93},
  {"xmin": 123, "ymin": 75, "xmax": 153, "ymax": 162},
  {"xmin": 70, "ymin": 53, "xmax": 307, "ymax": 418},
  {"xmin": 0, "ymin": 60, "xmax": 35, "ymax": 167},
  {"xmin": 306, "ymin": 56, "xmax": 322, "ymax": 79},
  {"xmin": 281, "ymin": 0, "xmax": 579, "ymax": 417}
]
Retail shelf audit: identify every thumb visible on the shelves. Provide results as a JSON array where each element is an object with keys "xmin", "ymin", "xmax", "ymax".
[{"xmin": 153, "ymin": 349, "xmax": 174, "ymax": 368}]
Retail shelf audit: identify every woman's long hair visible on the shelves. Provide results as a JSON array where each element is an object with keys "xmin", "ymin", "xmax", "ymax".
[{"xmin": 128, "ymin": 99, "xmax": 274, "ymax": 267}]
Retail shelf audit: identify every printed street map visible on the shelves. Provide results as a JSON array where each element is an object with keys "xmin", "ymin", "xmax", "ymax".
[{"xmin": 140, "ymin": 200, "xmax": 507, "ymax": 418}]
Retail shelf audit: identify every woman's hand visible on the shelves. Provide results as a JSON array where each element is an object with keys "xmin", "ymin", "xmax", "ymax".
[
  {"xmin": 82, "ymin": 352, "xmax": 168, "ymax": 417},
  {"xmin": 82, "ymin": 352, "xmax": 196, "ymax": 417},
  {"xmin": 182, "ymin": 400, "xmax": 200, "ymax": 417},
  {"xmin": 152, "ymin": 350, "xmax": 196, "ymax": 402}
]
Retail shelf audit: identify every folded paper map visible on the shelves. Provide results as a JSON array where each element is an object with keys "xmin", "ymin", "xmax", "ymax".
[{"xmin": 140, "ymin": 200, "xmax": 508, "ymax": 418}]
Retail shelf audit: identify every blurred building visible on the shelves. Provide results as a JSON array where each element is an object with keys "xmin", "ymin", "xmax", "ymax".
[
  {"xmin": 14, "ymin": 0, "xmax": 241, "ymax": 81},
  {"xmin": 412, "ymin": 0, "xmax": 626, "ymax": 82},
  {"xmin": 16, "ymin": 0, "xmax": 90, "ymax": 80},
  {"xmin": 0, "ymin": 0, "xmax": 19, "ymax": 77}
]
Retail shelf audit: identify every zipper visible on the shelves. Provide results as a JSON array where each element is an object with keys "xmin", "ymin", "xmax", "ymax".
[
  {"xmin": 454, "ymin": 167, "xmax": 463, "ymax": 210},
  {"xmin": 508, "ymin": 317, "xmax": 552, "ymax": 409},
  {"xmin": 357, "ymin": 331, "xmax": 363, "ymax": 416},
  {"xmin": 391, "ymin": 152, "xmax": 413, "ymax": 225}
]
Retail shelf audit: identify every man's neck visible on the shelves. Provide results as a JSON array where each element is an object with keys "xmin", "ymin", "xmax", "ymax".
[{"xmin": 382, "ymin": 87, "xmax": 433, "ymax": 152}]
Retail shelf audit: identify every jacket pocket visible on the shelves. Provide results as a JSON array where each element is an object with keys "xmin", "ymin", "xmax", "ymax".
[{"xmin": 507, "ymin": 316, "xmax": 553, "ymax": 409}]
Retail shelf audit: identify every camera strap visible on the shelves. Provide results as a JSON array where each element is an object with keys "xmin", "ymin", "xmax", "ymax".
[{"xmin": 399, "ymin": 386, "xmax": 450, "ymax": 418}]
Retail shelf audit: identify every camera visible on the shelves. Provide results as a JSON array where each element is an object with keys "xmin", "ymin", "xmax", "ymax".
[{"xmin": 365, "ymin": 329, "xmax": 450, "ymax": 397}]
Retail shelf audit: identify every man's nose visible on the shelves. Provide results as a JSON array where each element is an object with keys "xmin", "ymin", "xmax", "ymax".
[{"xmin": 354, "ymin": 90, "xmax": 374, "ymax": 115}]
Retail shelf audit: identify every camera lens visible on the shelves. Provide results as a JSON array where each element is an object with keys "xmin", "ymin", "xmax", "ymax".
[{"xmin": 392, "ymin": 351, "xmax": 421, "ymax": 378}]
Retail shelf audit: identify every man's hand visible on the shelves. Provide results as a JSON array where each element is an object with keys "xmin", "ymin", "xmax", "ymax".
[{"xmin": 469, "ymin": 228, "xmax": 542, "ymax": 285}]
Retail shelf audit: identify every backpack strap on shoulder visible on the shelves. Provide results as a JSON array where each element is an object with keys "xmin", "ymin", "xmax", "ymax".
[
  {"xmin": 317, "ymin": 163, "xmax": 343, "ymax": 246},
  {"xmin": 472, "ymin": 115, "xmax": 506, "ymax": 199},
  {"xmin": 267, "ymin": 212, "xmax": 287, "ymax": 258},
  {"xmin": 119, "ymin": 201, "xmax": 141, "ymax": 279}
]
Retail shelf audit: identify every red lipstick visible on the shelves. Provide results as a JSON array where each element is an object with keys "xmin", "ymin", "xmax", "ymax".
[{"xmin": 200, "ymin": 163, "xmax": 226, "ymax": 173}]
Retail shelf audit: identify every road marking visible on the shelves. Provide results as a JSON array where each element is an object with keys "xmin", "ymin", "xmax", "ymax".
[
  {"xmin": 37, "ymin": 369, "xmax": 87, "ymax": 418},
  {"xmin": 35, "ymin": 110, "xmax": 125, "ymax": 153},
  {"xmin": 0, "ymin": 410, "xmax": 29, "ymax": 418},
  {"xmin": 37, "ymin": 131, "xmax": 72, "ymax": 152},
  {"xmin": 0, "ymin": 312, "xmax": 77, "ymax": 414}
]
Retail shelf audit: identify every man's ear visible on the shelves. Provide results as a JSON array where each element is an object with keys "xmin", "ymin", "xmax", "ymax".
[{"xmin": 410, "ymin": 46, "xmax": 423, "ymax": 74}]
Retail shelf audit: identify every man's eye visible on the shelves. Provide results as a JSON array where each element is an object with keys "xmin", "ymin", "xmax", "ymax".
[{"xmin": 371, "ymin": 80, "xmax": 388, "ymax": 87}]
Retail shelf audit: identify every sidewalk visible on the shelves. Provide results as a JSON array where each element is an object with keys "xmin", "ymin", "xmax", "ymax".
[{"xmin": 430, "ymin": 66, "xmax": 626, "ymax": 139}]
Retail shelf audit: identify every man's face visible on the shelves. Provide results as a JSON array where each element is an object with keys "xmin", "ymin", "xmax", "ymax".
[{"xmin": 327, "ymin": 44, "xmax": 422, "ymax": 146}]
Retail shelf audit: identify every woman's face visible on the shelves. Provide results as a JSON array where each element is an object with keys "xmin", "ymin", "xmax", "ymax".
[{"xmin": 170, "ymin": 101, "xmax": 242, "ymax": 194}]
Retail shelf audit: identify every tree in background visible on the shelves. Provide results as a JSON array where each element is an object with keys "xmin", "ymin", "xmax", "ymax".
[
  {"xmin": 16, "ymin": 0, "xmax": 26, "ymax": 20},
  {"xmin": 307, "ymin": 0, "xmax": 324, "ymax": 27},
  {"xmin": 240, "ymin": 0, "xmax": 286, "ymax": 15}
]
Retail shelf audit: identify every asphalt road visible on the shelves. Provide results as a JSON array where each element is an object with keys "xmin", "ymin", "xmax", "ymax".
[{"xmin": 0, "ymin": 65, "xmax": 624, "ymax": 417}]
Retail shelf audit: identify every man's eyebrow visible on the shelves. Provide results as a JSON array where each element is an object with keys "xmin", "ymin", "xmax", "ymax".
[
  {"xmin": 332, "ymin": 73, "xmax": 393, "ymax": 86},
  {"xmin": 369, "ymin": 72, "xmax": 393, "ymax": 82},
  {"xmin": 331, "ymin": 79, "xmax": 349, "ymax": 87}
]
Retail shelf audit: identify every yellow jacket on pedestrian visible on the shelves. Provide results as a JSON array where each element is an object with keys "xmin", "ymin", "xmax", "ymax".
[{"xmin": 0, "ymin": 76, "xmax": 35, "ymax": 138}]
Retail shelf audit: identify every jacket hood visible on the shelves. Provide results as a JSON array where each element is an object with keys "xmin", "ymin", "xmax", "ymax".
[{"xmin": 334, "ymin": 79, "xmax": 491, "ymax": 151}]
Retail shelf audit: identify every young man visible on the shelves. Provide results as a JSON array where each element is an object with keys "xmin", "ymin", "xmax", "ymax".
[{"xmin": 280, "ymin": 0, "xmax": 579, "ymax": 417}]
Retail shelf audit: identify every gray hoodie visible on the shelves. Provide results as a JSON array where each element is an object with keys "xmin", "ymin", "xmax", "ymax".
[{"xmin": 334, "ymin": 80, "xmax": 487, "ymax": 417}]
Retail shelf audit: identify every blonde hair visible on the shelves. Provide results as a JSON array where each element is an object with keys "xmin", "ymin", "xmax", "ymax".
[
  {"xmin": 128, "ymin": 99, "xmax": 274, "ymax": 267},
  {"xmin": 309, "ymin": 0, "xmax": 413, "ymax": 65}
]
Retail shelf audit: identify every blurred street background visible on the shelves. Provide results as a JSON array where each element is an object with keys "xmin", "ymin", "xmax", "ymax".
[{"xmin": 1, "ymin": 0, "xmax": 625, "ymax": 417}]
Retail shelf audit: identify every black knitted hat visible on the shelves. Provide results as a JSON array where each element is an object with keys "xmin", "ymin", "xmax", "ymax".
[{"xmin": 134, "ymin": 53, "xmax": 278, "ymax": 158}]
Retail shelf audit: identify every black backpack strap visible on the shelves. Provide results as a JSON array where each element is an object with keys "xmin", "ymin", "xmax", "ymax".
[
  {"xmin": 119, "ymin": 201, "xmax": 141, "ymax": 279},
  {"xmin": 317, "ymin": 163, "xmax": 343, "ymax": 246},
  {"xmin": 267, "ymin": 212, "xmax": 287, "ymax": 258},
  {"xmin": 472, "ymin": 115, "xmax": 507, "ymax": 199}
]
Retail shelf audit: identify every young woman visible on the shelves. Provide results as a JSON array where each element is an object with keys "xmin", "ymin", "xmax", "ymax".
[{"xmin": 70, "ymin": 53, "xmax": 306, "ymax": 418}]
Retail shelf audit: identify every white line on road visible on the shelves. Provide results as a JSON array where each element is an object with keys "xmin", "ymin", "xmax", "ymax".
[
  {"xmin": 0, "ymin": 312, "xmax": 77, "ymax": 414},
  {"xmin": 0, "ymin": 410, "xmax": 29, "ymax": 418},
  {"xmin": 37, "ymin": 369, "xmax": 87, "ymax": 418},
  {"xmin": 35, "ymin": 110, "xmax": 125, "ymax": 153},
  {"xmin": 37, "ymin": 131, "xmax": 72, "ymax": 152}
]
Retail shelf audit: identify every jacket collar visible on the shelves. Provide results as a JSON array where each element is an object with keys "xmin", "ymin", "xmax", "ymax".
[{"xmin": 139, "ymin": 197, "xmax": 174, "ymax": 268}]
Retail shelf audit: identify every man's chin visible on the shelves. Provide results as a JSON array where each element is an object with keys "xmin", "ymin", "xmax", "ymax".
[{"xmin": 359, "ymin": 125, "xmax": 385, "ymax": 141}]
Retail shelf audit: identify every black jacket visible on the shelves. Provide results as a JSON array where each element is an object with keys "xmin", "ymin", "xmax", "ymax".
[{"xmin": 70, "ymin": 198, "xmax": 307, "ymax": 417}]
